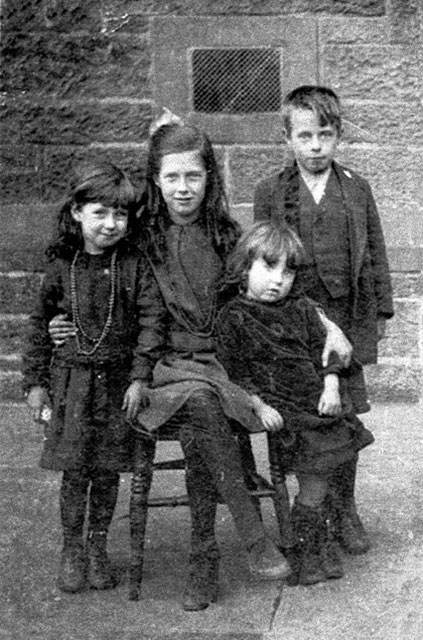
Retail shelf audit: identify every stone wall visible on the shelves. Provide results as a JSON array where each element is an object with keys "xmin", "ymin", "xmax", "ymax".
[{"xmin": 1, "ymin": 0, "xmax": 422, "ymax": 402}]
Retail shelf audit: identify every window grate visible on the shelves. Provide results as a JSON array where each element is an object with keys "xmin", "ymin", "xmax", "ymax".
[{"xmin": 192, "ymin": 48, "xmax": 281, "ymax": 114}]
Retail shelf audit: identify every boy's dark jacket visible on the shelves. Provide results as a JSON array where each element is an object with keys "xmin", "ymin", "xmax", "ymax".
[{"xmin": 253, "ymin": 161, "xmax": 394, "ymax": 364}]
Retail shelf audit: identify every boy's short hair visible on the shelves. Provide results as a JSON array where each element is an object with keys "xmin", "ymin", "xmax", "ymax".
[{"xmin": 283, "ymin": 85, "xmax": 342, "ymax": 136}]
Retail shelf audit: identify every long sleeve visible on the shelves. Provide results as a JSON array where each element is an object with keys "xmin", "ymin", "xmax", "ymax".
[
  {"xmin": 130, "ymin": 259, "xmax": 167, "ymax": 382},
  {"xmin": 216, "ymin": 307, "xmax": 259, "ymax": 396},
  {"xmin": 21, "ymin": 263, "xmax": 61, "ymax": 393},
  {"xmin": 365, "ymin": 183, "xmax": 394, "ymax": 318}
]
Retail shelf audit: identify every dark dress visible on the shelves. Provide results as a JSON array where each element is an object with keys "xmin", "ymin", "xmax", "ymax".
[
  {"xmin": 22, "ymin": 243, "xmax": 165, "ymax": 472},
  {"xmin": 136, "ymin": 222, "xmax": 261, "ymax": 434},
  {"xmin": 216, "ymin": 294, "xmax": 374, "ymax": 475}
]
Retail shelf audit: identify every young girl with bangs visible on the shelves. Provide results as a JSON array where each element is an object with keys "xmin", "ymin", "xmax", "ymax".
[{"xmin": 23, "ymin": 162, "xmax": 165, "ymax": 594}]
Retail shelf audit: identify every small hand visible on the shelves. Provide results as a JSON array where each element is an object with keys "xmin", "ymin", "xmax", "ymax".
[
  {"xmin": 252, "ymin": 396, "xmax": 284, "ymax": 432},
  {"xmin": 318, "ymin": 388, "xmax": 342, "ymax": 416},
  {"xmin": 26, "ymin": 386, "xmax": 51, "ymax": 423},
  {"xmin": 122, "ymin": 380, "xmax": 150, "ymax": 420},
  {"xmin": 49, "ymin": 314, "xmax": 76, "ymax": 346},
  {"xmin": 319, "ymin": 314, "xmax": 352, "ymax": 368}
]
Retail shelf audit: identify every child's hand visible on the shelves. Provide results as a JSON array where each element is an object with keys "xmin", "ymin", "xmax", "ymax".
[
  {"xmin": 319, "ymin": 315, "xmax": 352, "ymax": 368},
  {"xmin": 26, "ymin": 386, "xmax": 51, "ymax": 423},
  {"xmin": 122, "ymin": 380, "xmax": 150, "ymax": 420},
  {"xmin": 49, "ymin": 314, "xmax": 76, "ymax": 346},
  {"xmin": 318, "ymin": 375, "xmax": 342, "ymax": 416},
  {"xmin": 251, "ymin": 395, "xmax": 284, "ymax": 432}
]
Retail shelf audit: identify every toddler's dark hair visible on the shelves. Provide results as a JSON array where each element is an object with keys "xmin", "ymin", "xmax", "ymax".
[
  {"xmin": 225, "ymin": 221, "xmax": 305, "ymax": 291},
  {"xmin": 47, "ymin": 161, "xmax": 140, "ymax": 259},
  {"xmin": 283, "ymin": 85, "xmax": 342, "ymax": 136}
]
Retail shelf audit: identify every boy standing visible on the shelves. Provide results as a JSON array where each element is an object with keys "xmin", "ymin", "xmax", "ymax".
[{"xmin": 253, "ymin": 85, "xmax": 394, "ymax": 554}]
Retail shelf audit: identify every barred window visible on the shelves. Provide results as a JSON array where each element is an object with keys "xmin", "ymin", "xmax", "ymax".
[{"xmin": 192, "ymin": 48, "xmax": 281, "ymax": 114}]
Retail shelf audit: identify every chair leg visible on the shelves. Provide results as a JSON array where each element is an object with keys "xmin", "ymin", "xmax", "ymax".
[
  {"xmin": 129, "ymin": 436, "xmax": 156, "ymax": 601},
  {"xmin": 267, "ymin": 433, "xmax": 295, "ymax": 550}
]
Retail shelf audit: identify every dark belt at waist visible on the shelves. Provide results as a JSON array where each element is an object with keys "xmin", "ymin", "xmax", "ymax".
[{"xmin": 169, "ymin": 331, "xmax": 215, "ymax": 352}]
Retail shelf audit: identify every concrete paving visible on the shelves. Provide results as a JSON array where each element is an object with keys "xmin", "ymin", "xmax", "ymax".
[{"xmin": 0, "ymin": 402, "xmax": 422, "ymax": 640}]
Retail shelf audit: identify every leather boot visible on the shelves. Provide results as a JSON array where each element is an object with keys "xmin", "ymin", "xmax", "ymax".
[
  {"xmin": 58, "ymin": 471, "xmax": 89, "ymax": 593},
  {"xmin": 247, "ymin": 536, "xmax": 292, "ymax": 580},
  {"xmin": 58, "ymin": 540, "xmax": 87, "ymax": 593},
  {"xmin": 86, "ymin": 530, "xmax": 119, "ymax": 590},
  {"xmin": 182, "ymin": 436, "xmax": 220, "ymax": 611},
  {"xmin": 291, "ymin": 500, "xmax": 326, "ymax": 586},
  {"xmin": 182, "ymin": 543, "xmax": 220, "ymax": 611},
  {"xmin": 321, "ymin": 499, "xmax": 344, "ymax": 580},
  {"xmin": 86, "ymin": 471, "xmax": 120, "ymax": 590},
  {"xmin": 328, "ymin": 459, "xmax": 370, "ymax": 555}
]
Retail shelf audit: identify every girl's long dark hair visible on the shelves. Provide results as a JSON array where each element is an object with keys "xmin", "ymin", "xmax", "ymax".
[
  {"xmin": 46, "ymin": 161, "xmax": 141, "ymax": 261},
  {"xmin": 139, "ymin": 123, "xmax": 240, "ymax": 263}
]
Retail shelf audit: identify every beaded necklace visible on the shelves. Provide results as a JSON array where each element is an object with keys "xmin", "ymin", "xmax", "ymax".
[{"xmin": 70, "ymin": 249, "xmax": 117, "ymax": 356}]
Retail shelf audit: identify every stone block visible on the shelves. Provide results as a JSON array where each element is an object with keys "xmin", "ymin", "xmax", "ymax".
[
  {"xmin": 0, "ymin": 371, "xmax": 23, "ymax": 403},
  {"xmin": 0, "ymin": 171, "xmax": 42, "ymax": 203},
  {"xmin": 229, "ymin": 204, "xmax": 254, "ymax": 230},
  {"xmin": 319, "ymin": 16, "xmax": 389, "ymax": 44},
  {"xmin": 365, "ymin": 363, "xmax": 422, "ymax": 403},
  {"xmin": 0, "ymin": 204, "xmax": 55, "ymax": 271},
  {"xmin": 0, "ymin": 274, "xmax": 43, "ymax": 314},
  {"xmin": 0, "ymin": 0, "xmax": 101, "ymax": 32},
  {"xmin": 1, "ymin": 99, "xmax": 152, "ymax": 146},
  {"xmin": 378, "ymin": 300, "xmax": 422, "ymax": 359},
  {"xmin": 322, "ymin": 44, "xmax": 420, "ymax": 100},
  {"xmin": 388, "ymin": 0, "xmax": 421, "ymax": 43},
  {"xmin": 336, "ymin": 145, "xmax": 423, "ymax": 247},
  {"xmin": 0, "ymin": 32, "xmax": 151, "ymax": 99},
  {"xmin": 228, "ymin": 146, "xmax": 286, "ymax": 204},
  {"xmin": 41, "ymin": 146, "xmax": 148, "ymax": 202},
  {"xmin": 101, "ymin": 0, "xmax": 384, "ymax": 16},
  {"xmin": 0, "ymin": 316, "xmax": 29, "ymax": 356},
  {"xmin": 391, "ymin": 273, "xmax": 423, "ymax": 298},
  {"xmin": 341, "ymin": 100, "xmax": 423, "ymax": 145}
]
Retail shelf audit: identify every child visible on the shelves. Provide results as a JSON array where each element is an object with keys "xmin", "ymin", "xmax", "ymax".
[
  {"xmin": 254, "ymin": 85, "xmax": 393, "ymax": 554},
  {"xmin": 216, "ymin": 221, "xmax": 374, "ymax": 585},
  {"xmin": 47, "ymin": 118, "xmax": 351, "ymax": 608},
  {"xmin": 22, "ymin": 162, "xmax": 165, "ymax": 594},
  {"xmin": 133, "ymin": 121, "xmax": 292, "ymax": 609}
]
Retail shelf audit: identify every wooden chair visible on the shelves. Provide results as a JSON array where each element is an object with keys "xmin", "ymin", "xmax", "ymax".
[{"xmin": 128, "ymin": 427, "xmax": 293, "ymax": 601}]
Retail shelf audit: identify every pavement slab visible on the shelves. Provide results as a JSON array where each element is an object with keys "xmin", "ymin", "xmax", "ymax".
[{"xmin": 0, "ymin": 403, "xmax": 422, "ymax": 640}]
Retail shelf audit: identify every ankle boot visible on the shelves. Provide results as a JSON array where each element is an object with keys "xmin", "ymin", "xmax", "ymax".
[
  {"xmin": 321, "ymin": 500, "xmax": 344, "ymax": 580},
  {"xmin": 58, "ymin": 471, "xmax": 89, "ymax": 593},
  {"xmin": 57, "ymin": 539, "xmax": 87, "ymax": 593},
  {"xmin": 291, "ymin": 501, "xmax": 326, "ymax": 586},
  {"xmin": 247, "ymin": 536, "xmax": 291, "ymax": 580},
  {"xmin": 182, "ymin": 543, "xmax": 220, "ymax": 611},
  {"xmin": 329, "ymin": 460, "xmax": 370, "ymax": 555},
  {"xmin": 86, "ymin": 531, "xmax": 119, "ymax": 590}
]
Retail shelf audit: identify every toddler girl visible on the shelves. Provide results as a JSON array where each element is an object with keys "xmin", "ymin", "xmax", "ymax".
[{"xmin": 217, "ymin": 221, "xmax": 374, "ymax": 586}]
